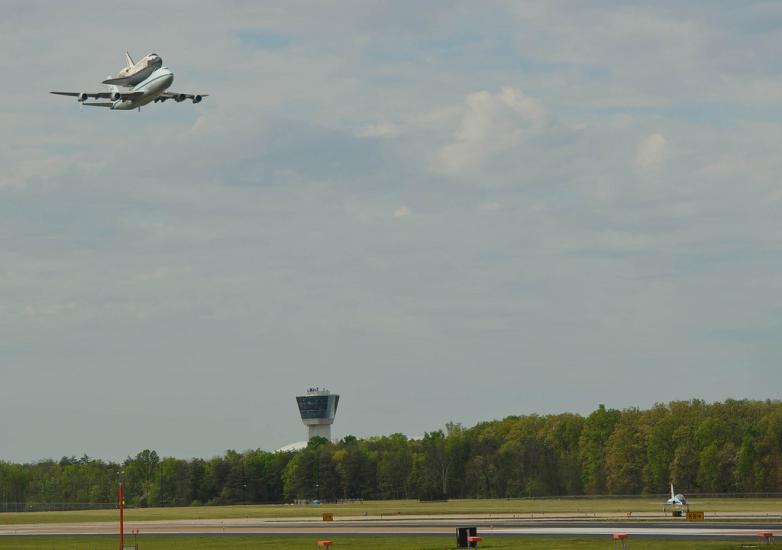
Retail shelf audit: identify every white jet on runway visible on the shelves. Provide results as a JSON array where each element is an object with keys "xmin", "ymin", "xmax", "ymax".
[
  {"xmin": 667, "ymin": 484, "xmax": 687, "ymax": 506},
  {"xmin": 51, "ymin": 54, "xmax": 207, "ymax": 111}
]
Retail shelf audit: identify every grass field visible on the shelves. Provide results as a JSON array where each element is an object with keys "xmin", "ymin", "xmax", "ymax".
[
  {"xmin": 0, "ymin": 536, "xmax": 765, "ymax": 550},
  {"xmin": 2, "ymin": 498, "xmax": 782, "ymax": 526}
]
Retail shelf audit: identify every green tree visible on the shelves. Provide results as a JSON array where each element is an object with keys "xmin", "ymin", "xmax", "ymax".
[
  {"xmin": 643, "ymin": 405, "xmax": 676, "ymax": 493},
  {"xmin": 417, "ymin": 431, "xmax": 452, "ymax": 499},
  {"xmin": 579, "ymin": 405, "xmax": 620, "ymax": 494},
  {"xmin": 124, "ymin": 449, "xmax": 160, "ymax": 507},
  {"xmin": 605, "ymin": 409, "xmax": 645, "ymax": 494},
  {"xmin": 374, "ymin": 434, "xmax": 412, "ymax": 499}
]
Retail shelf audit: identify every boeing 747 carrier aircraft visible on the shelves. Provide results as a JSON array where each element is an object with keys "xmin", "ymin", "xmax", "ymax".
[{"xmin": 51, "ymin": 51, "xmax": 207, "ymax": 111}]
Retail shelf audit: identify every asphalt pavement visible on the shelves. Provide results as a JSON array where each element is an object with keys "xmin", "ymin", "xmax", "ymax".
[{"xmin": 1, "ymin": 514, "xmax": 780, "ymax": 541}]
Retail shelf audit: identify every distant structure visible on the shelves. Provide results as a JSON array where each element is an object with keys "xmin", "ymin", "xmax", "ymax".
[{"xmin": 296, "ymin": 387, "xmax": 340, "ymax": 441}]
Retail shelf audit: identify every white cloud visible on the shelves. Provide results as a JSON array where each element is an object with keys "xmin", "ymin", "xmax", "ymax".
[
  {"xmin": 357, "ymin": 122, "xmax": 398, "ymax": 138},
  {"xmin": 433, "ymin": 86, "xmax": 547, "ymax": 175},
  {"xmin": 2, "ymin": 1, "xmax": 782, "ymax": 462},
  {"xmin": 635, "ymin": 132, "xmax": 670, "ymax": 172},
  {"xmin": 393, "ymin": 206, "xmax": 411, "ymax": 218}
]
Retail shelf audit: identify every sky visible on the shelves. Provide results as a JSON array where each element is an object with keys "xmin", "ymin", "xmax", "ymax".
[{"xmin": 1, "ymin": 1, "xmax": 781, "ymax": 462}]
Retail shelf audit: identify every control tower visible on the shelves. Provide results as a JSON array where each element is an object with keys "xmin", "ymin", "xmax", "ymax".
[{"xmin": 296, "ymin": 387, "xmax": 340, "ymax": 441}]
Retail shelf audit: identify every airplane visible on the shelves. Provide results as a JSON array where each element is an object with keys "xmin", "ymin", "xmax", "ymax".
[
  {"xmin": 102, "ymin": 51, "xmax": 162, "ymax": 87},
  {"xmin": 666, "ymin": 483, "xmax": 687, "ymax": 506},
  {"xmin": 51, "ymin": 55, "xmax": 207, "ymax": 111}
]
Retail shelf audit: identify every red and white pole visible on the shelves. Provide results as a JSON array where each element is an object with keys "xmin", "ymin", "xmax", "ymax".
[{"xmin": 119, "ymin": 481, "xmax": 124, "ymax": 550}]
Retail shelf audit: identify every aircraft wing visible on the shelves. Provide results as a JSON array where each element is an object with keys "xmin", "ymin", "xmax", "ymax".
[
  {"xmin": 154, "ymin": 92, "xmax": 209, "ymax": 103},
  {"xmin": 101, "ymin": 76, "xmax": 134, "ymax": 86},
  {"xmin": 50, "ymin": 91, "xmax": 143, "ymax": 100}
]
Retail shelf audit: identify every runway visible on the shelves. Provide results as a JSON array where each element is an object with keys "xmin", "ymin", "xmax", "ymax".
[{"xmin": 1, "ymin": 516, "xmax": 780, "ymax": 540}]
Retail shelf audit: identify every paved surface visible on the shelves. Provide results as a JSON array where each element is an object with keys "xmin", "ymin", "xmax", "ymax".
[{"xmin": 1, "ymin": 515, "xmax": 780, "ymax": 540}]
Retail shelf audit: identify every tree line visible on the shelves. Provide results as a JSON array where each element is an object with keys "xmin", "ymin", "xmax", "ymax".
[{"xmin": 1, "ymin": 399, "xmax": 780, "ymax": 508}]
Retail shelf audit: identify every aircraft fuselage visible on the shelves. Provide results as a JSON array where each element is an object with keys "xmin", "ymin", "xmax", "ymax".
[
  {"xmin": 112, "ymin": 53, "xmax": 163, "ymax": 86},
  {"xmin": 111, "ymin": 67, "xmax": 174, "ymax": 110}
]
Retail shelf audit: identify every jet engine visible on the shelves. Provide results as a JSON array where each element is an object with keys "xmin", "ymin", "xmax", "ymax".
[
  {"xmin": 192, "ymin": 95, "xmax": 202, "ymax": 104},
  {"xmin": 175, "ymin": 94, "xmax": 187, "ymax": 102},
  {"xmin": 78, "ymin": 92, "xmax": 88, "ymax": 102},
  {"xmin": 110, "ymin": 91, "xmax": 122, "ymax": 102}
]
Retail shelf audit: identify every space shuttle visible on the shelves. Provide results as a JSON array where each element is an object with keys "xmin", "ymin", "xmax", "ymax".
[{"xmin": 102, "ymin": 52, "xmax": 163, "ymax": 87}]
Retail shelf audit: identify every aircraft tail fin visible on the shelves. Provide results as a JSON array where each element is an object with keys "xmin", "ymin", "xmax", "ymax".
[
  {"xmin": 671, "ymin": 483, "xmax": 675, "ymax": 499},
  {"xmin": 125, "ymin": 51, "xmax": 135, "ymax": 68}
]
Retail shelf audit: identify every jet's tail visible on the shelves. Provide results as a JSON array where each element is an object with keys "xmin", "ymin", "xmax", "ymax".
[
  {"xmin": 125, "ymin": 51, "xmax": 135, "ymax": 68},
  {"xmin": 671, "ymin": 483, "xmax": 675, "ymax": 499}
]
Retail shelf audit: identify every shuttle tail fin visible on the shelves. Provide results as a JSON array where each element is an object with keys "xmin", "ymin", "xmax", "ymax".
[{"xmin": 125, "ymin": 51, "xmax": 135, "ymax": 68}]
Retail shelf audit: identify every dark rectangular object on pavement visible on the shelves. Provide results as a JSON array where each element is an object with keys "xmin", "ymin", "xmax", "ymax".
[{"xmin": 456, "ymin": 526, "xmax": 478, "ymax": 548}]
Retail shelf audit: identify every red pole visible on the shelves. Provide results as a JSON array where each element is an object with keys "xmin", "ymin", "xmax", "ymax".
[{"xmin": 119, "ymin": 481, "xmax": 124, "ymax": 550}]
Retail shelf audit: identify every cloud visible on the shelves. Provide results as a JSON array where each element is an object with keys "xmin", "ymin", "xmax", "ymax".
[
  {"xmin": 393, "ymin": 206, "xmax": 411, "ymax": 218},
  {"xmin": 433, "ymin": 87, "xmax": 547, "ymax": 175},
  {"xmin": 2, "ymin": 1, "xmax": 782, "ymax": 462},
  {"xmin": 357, "ymin": 122, "xmax": 398, "ymax": 138},
  {"xmin": 634, "ymin": 132, "xmax": 670, "ymax": 172}
]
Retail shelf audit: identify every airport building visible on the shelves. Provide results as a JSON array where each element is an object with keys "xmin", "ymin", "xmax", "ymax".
[{"xmin": 296, "ymin": 387, "xmax": 339, "ymax": 441}]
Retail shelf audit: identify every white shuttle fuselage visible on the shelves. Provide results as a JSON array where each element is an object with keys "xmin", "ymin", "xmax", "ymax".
[{"xmin": 103, "ymin": 52, "xmax": 163, "ymax": 86}]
